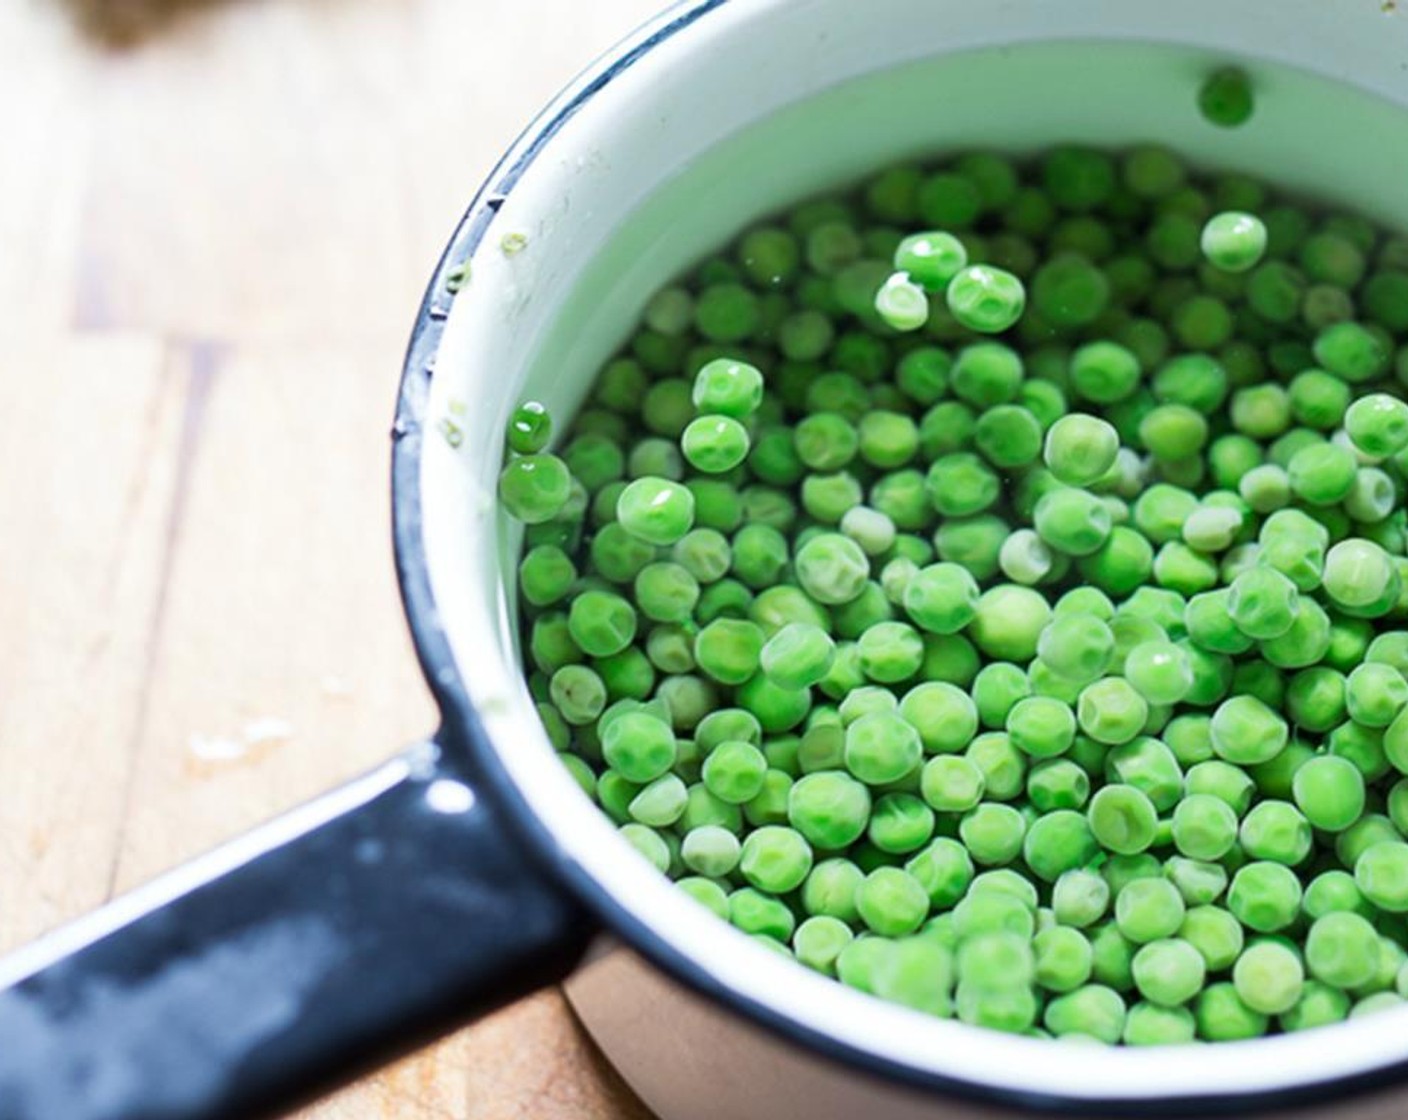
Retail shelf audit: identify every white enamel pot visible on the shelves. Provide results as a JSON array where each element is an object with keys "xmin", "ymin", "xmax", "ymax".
[
  {"xmin": 417, "ymin": 2, "xmax": 1408, "ymax": 1117},
  {"xmin": 7, "ymin": 3, "xmax": 1408, "ymax": 1119}
]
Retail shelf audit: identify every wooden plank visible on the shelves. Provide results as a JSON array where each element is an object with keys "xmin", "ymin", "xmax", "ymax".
[
  {"xmin": 1, "ymin": 0, "xmax": 667, "ymax": 1113},
  {"xmin": 0, "ymin": 3, "xmax": 90, "ymax": 336},
  {"xmin": 0, "ymin": 335, "xmax": 182, "ymax": 949},
  {"xmin": 78, "ymin": 0, "xmax": 665, "ymax": 343},
  {"xmin": 301, "ymin": 991, "xmax": 654, "ymax": 1120},
  {"xmin": 455, "ymin": 990, "xmax": 655, "ymax": 1120},
  {"xmin": 104, "ymin": 337, "xmax": 435, "ymax": 889}
]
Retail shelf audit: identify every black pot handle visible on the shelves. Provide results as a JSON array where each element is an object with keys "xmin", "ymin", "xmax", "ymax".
[{"xmin": 0, "ymin": 735, "xmax": 594, "ymax": 1120}]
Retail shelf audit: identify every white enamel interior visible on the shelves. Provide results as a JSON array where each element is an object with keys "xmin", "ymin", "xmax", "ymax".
[{"xmin": 421, "ymin": 0, "xmax": 1408, "ymax": 1103}]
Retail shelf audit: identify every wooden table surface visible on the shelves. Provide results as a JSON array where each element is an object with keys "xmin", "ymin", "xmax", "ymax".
[{"xmin": 0, "ymin": 0, "xmax": 661, "ymax": 1115}]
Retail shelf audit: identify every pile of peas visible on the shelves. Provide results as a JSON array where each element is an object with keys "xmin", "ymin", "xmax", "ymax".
[{"xmin": 496, "ymin": 74, "xmax": 1408, "ymax": 1045}]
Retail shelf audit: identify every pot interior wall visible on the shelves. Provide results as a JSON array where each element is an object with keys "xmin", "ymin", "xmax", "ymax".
[
  {"xmin": 516, "ymin": 38, "xmax": 1408, "ymax": 449},
  {"xmin": 420, "ymin": 0, "xmax": 1408, "ymax": 1104}
]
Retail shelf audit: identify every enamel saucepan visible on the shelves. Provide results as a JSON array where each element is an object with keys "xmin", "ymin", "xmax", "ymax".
[{"xmin": 6, "ymin": 2, "xmax": 1408, "ymax": 1117}]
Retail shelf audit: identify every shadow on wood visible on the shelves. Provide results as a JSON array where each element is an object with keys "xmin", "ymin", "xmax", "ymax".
[{"xmin": 62, "ymin": 0, "xmax": 233, "ymax": 45}]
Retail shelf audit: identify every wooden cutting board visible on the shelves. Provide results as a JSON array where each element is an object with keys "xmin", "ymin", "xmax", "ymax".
[{"xmin": 0, "ymin": 0, "xmax": 660, "ymax": 1115}]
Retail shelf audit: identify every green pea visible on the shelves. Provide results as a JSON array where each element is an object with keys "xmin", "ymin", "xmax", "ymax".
[
  {"xmin": 946, "ymin": 265, "xmax": 1026, "ymax": 334},
  {"xmin": 1198, "ymin": 67, "xmax": 1254, "ymax": 128},
  {"xmin": 498, "ymin": 453, "xmax": 572, "ymax": 523}
]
